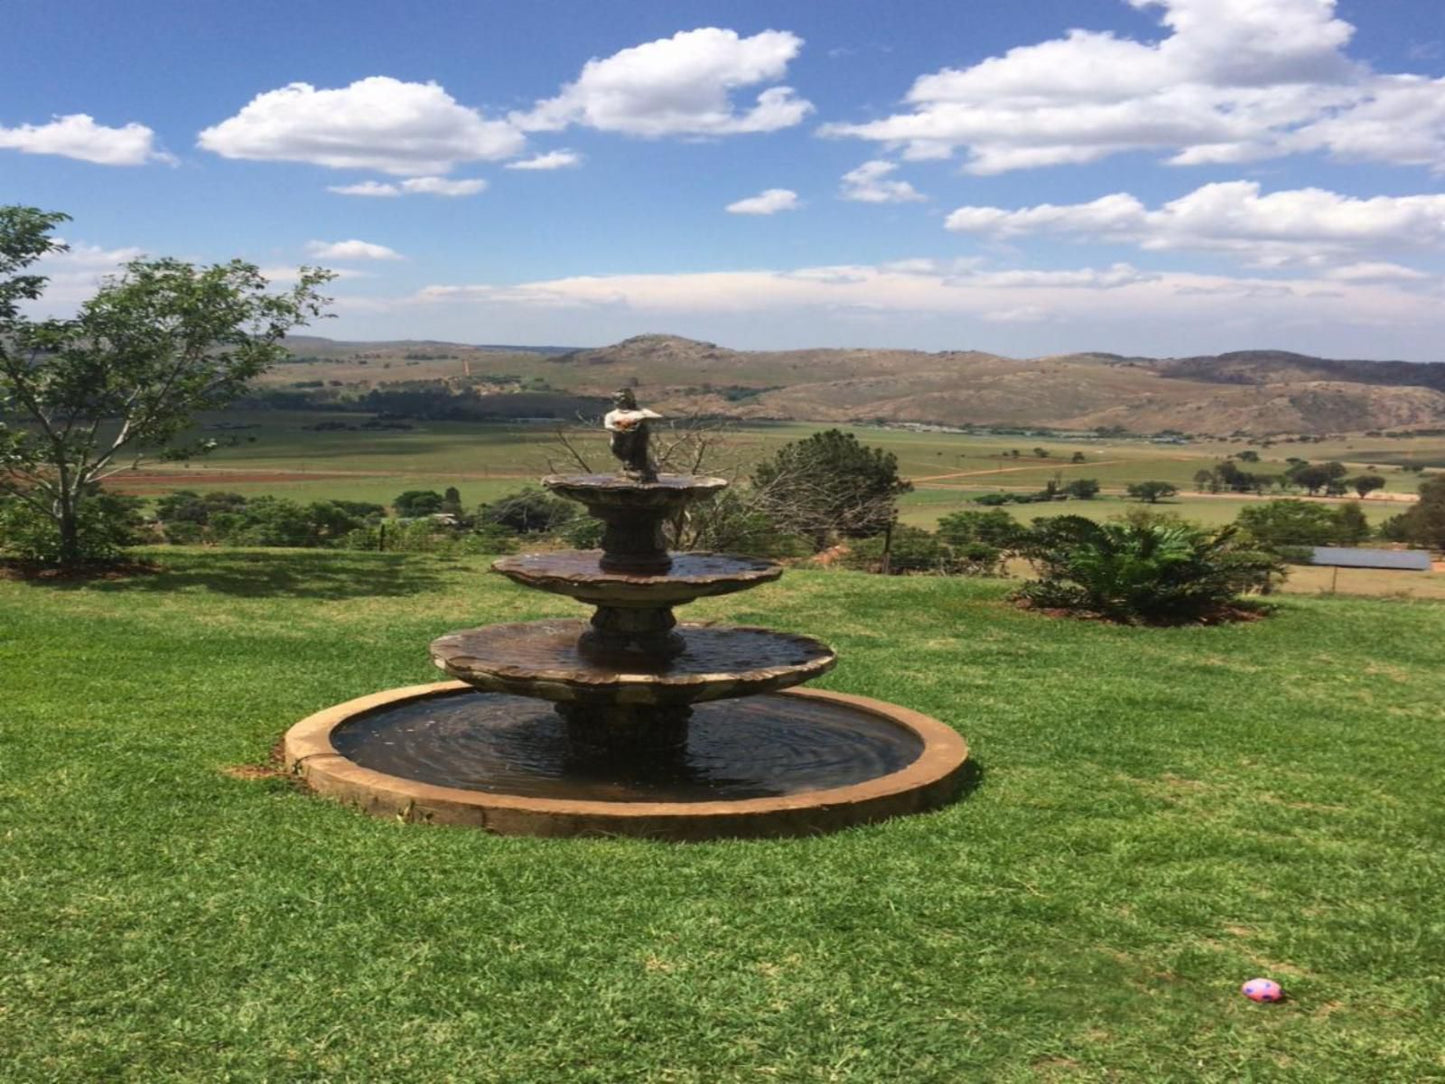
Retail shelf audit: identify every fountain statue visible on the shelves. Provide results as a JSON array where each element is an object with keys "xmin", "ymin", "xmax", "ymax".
[{"xmin": 285, "ymin": 393, "xmax": 968, "ymax": 839}]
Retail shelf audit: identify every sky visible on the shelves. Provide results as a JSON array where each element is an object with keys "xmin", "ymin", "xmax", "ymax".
[{"xmin": 3, "ymin": 0, "xmax": 1445, "ymax": 359}]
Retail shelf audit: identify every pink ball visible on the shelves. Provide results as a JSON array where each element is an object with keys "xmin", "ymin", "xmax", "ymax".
[{"xmin": 1242, "ymin": 978, "xmax": 1283, "ymax": 1003}]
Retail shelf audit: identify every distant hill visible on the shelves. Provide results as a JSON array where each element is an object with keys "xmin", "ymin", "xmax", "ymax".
[{"xmin": 271, "ymin": 334, "xmax": 1445, "ymax": 435}]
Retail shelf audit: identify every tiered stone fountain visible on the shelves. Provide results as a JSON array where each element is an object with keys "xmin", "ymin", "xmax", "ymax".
[{"xmin": 285, "ymin": 393, "xmax": 967, "ymax": 839}]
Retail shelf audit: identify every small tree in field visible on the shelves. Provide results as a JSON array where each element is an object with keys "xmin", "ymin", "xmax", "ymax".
[
  {"xmin": 1351, "ymin": 474, "xmax": 1386, "ymax": 499},
  {"xmin": 0, "ymin": 206, "xmax": 332, "ymax": 568},
  {"xmin": 750, "ymin": 429, "xmax": 911, "ymax": 551},
  {"xmin": 1126, "ymin": 480, "xmax": 1178, "ymax": 503}
]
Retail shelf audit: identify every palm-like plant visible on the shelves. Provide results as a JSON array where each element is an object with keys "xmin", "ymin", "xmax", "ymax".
[{"xmin": 1017, "ymin": 516, "xmax": 1282, "ymax": 622}]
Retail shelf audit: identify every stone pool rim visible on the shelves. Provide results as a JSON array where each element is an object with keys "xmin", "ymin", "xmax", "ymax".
[{"xmin": 283, "ymin": 680, "xmax": 969, "ymax": 840}]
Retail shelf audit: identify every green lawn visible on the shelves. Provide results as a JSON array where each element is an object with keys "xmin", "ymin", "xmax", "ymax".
[{"xmin": 3, "ymin": 551, "xmax": 1442, "ymax": 1080}]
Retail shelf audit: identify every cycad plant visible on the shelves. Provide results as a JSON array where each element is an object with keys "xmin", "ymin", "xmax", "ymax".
[{"xmin": 1016, "ymin": 516, "xmax": 1282, "ymax": 622}]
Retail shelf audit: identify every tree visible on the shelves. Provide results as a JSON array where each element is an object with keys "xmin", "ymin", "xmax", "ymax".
[
  {"xmin": 1070, "ymin": 451, "xmax": 1086, "ymax": 463},
  {"xmin": 0, "ymin": 206, "xmax": 332, "ymax": 567},
  {"xmin": 393, "ymin": 489, "xmax": 445, "ymax": 517},
  {"xmin": 750, "ymin": 429, "xmax": 911, "ymax": 550},
  {"xmin": 441, "ymin": 485, "xmax": 464, "ymax": 515},
  {"xmin": 1333, "ymin": 501, "xmax": 1370, "ymax": 545},
  {"xmin": 1237, "ymin": 449, "xmax": 1260, "ymax": 463},
  {"xmin": 1062, "ymin": 478, "xmax": 1100, "ymax": 500},
  {"xmin": 1351, "ymin": 474, "xmax": 1386, "ymax": 499},
  {"xmin": 1285, "ymin": 460, "xmax": 1347, "ymax": 496},
  {"xmin": 1387, "ymin": 475, "xmax": 1445, "ymax": 550},
  {"xmin": 1126, "ymin": 481, "xmax": 1178, "ymax": 503},
  {"xmin": 1233, "ymin": 499, "xmax": 1372, "ymax": 548}
]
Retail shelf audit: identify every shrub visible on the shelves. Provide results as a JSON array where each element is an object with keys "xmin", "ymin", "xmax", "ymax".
[
  {"xmin": 840, "ymin": 527, "xmax": 949, "ymax": 574},
  {"xmin": 477, "ymin": 488, "xmax": 577, "ymax": 535},
  {"xmin": 1015, "ymin": 515, "xmax": 1282, "ymax": 623},
  {"xmin": 840, "ymin": 526, "xmax": 1003, "ymax": 576},
  {"xmin": 393, "ymin": 490, "xmax": 446, "ymax": 518},
  {"xmin": 937, "ymin": 509, "xmax": 1021, "ymax": 550}
]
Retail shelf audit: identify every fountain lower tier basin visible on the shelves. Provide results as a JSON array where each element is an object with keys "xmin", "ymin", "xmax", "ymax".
[
  {"xmin": 430, "ymin": 620, "xmax": 836, "ymax": 704},
  {"xmin": 284, "ymin": 682, "xmax": 969, "ymax": 839},
  {"xmin": 492, "ymin": 551, "xmax": 781, "ymax": 606}
]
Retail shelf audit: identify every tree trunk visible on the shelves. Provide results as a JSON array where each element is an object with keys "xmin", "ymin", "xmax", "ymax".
[{"xmin": 56, "ymin": 499, "xmax": 82, "ymax": 569}]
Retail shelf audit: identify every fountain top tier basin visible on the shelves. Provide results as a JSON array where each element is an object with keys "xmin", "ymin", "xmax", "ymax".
[
  {"xmin": 543, "ymin": 473, "xmax": 728, "ymax": 507},
  {"xmin": 431, "ymin": 619, "xmax": 836, "ymax": 706},
  {"xmin": 492, "ymin": 551, "xmax": 781, "ymax": 607},
  {"xmin": 543, "ymin": 473, "xmax": 730, "ymax": 573}
]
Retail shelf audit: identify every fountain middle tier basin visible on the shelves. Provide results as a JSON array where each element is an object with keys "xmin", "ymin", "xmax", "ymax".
[
  {"xmin": 492, "ymin": 551, "xmax": 781, "ymax": 606},
  {"xmin": 431, "ymin": 619, "xmax": 836, "ymax": 705}
]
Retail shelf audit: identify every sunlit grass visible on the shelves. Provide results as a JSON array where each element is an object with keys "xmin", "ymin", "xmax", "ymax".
[{"xmin": 2, "ymin": 550, "xmax": 1442, "ymax": 1080}]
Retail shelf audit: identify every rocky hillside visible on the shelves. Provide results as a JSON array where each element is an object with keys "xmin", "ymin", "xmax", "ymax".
[
  {"xmin": 547, "ymin": 335, "xmax": 1445, "ymax": 434},
  {"xmin": 275, "ymin": 333, "xmax": 1445, "ymax": 435}
]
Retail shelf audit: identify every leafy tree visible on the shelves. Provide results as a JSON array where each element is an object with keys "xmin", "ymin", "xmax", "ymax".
[
  {"xmin": 441, "ymin": 486, "xmax": 464, "ymax": 516},
  {"xmin": 0, "ymin": 205, "xmax": 332, "ymax": 567},
  {"xmin": 1193, "ymin": 468, "xmax": 1221, "ymax": 493},
  {"xmin": 1032, "ymin": 447, "xmax": 1049, "ymax": 458},
  {"xmin": 1351, "ymin": 474, "xmax": 1387, "ymax": 499},
  {"xmin": 1070, "ymin": 451, "xmax": 1086, "ymax": 463},
  {"xmin": 1333, "ymin": 501, "xmax": 1370, "ymax": 546},
  {"xmin": 393, "ymin": 489, "xmax": 446, "ymax": 518},
  {"xmin": 1236, "ymin": 449, "xmax": 1261, "ymax": 463},
  {"xmin": 1062, "ymin": 478, "xmax": 1100, "ymax": 500},
  {"xmin": 1015, "ymin": 515, "xmax": 1282, "ymax": 623},
  {"xmin": 1126, "ymin": 481, "xmax": 1178, "ymax": 503},
  {"xmin": 1234, "ymin": 499, "xmax": 1374, "ymax": 548},
  {"xmin": 1285, "ymin": 460, "xmax": 1348, "ymax": 496},
  {"xmin": 1385, "ymin": 475, "xmax": 1445, "ymax": 550},
  {"xmin": 750, "ymin": 429, "xmax": 911, "ymax": 550}
]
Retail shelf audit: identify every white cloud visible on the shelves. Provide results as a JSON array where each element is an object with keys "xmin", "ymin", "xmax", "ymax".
[
  {"xmin": 726, "ymin": 188, "xmax": 801, "ymax": 215},
  {"xmin": 820, "ymin": 0, "xmax": 1445, "ymax": 173},
  {"xmin": 327, "ymin": 181, "xmax": 402, "ymax": 197},
  {"xmin": 512, "ymin": 28, "xmax": 813, "ymax": 136},
  {"xmin": 261, "ymin": 266, "xmax": 371, "ymax": 283},
  {"xmin": 198, "ymin": 76, "xmax": 525, "ymax": 175},
  {"xmin": 505, "ymin": 150, "xmax": 583, "ymax": 170},
  {"xmin": 19, "ymin": 241, "xmax": 146, "ymax": 310},
  {"xmin": 306, "ymin": 239, "xmax": 403, "ymax": 261},
  {"xmin": 945, "ymin": 181, "xmax": 1445, "ymax": 267},
  {"xmin": 1323, "ymin": 262, "xmax": 1432, "ymax": 283},
  {"xmin": 399, "ymin": 176, "xmax": 487, "ymax": 196},
  {"xmin": 840, "ymin": 160, "xmax": 925, "ymax": 203},
  {"xmin": 327, "ymin": 176, "xmax": 487, "ymax": 197},
  {"xmin": 403, "ymin": 260, "xmax": 1438, "ymax": 349},
  {"xmin": 0, "ymin": 114, "xmax": 172, "ymax": 166}
]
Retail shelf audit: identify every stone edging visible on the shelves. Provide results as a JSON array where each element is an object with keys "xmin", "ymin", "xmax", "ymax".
[{"xmin": 283, "ymin": 682, "xmax": 970, "ymax": 841}]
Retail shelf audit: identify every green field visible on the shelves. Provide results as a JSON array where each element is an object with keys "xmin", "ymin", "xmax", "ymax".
[
  {"xmin": 3, "ymin": 551, "xmax": 1443, "ymax": 1080},
  {"xmin": 108, "ymin": 412, "xmax": 1437, "ymax": 538}
]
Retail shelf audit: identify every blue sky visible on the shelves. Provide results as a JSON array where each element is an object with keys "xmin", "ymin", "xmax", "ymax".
[{"xmin": 4, "ymin": 0, "xmax": 1445, "ymax": 358}]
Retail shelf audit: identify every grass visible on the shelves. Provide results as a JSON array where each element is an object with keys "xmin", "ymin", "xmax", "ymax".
[{"xmin": 3, "ymin": 550, "xmax": 1443, "ymax": 1081}]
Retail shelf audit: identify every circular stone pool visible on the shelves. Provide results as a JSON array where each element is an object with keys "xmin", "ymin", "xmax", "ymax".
[{"xmin": 285, "ymin": 682, "xmax": 968, "ymax": 840}]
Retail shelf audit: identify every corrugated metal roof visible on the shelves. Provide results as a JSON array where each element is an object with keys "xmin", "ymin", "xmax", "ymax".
[{"xmin": 1310, "ymin": 547, "xmax": 1432, "ymax": 571}]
